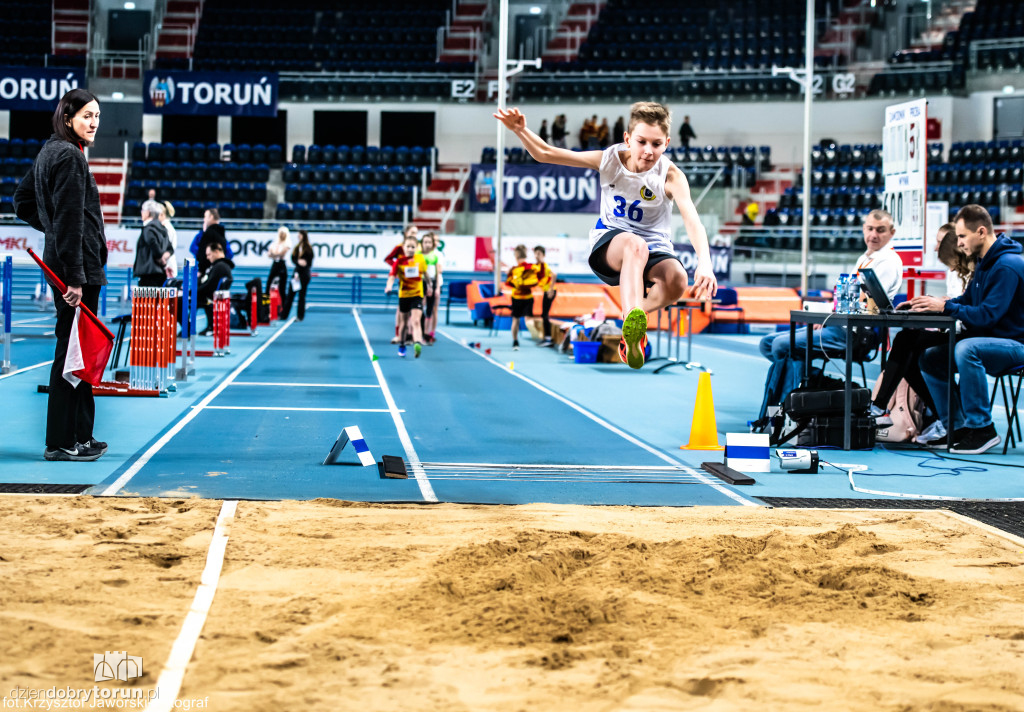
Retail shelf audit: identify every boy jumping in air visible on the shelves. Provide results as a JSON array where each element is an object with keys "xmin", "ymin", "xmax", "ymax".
[
  {"xmin": 495, "ymin": 102, "xmax": 717, "ymax": 368},
  {"xmin": 384, "ymin": 234, "xmax": 427, "ymax": 358}
]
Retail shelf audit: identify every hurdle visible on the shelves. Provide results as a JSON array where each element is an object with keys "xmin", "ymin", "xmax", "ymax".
[
  {"xmin": 212, "ymin": 290, "xmax": 231, "ymax": 356},
  {"xmin": 129, "ymin": 286, "xmax": 176, "ymax": 393},
  {"xmin": 1, "ymin": 256, "xmax": 15, "ymax": 374},
  {"xmin": 32, "ymin": 265, "xmax": 52, "ymax": 311}
]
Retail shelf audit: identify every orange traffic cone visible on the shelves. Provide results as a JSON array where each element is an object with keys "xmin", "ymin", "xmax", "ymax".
[{"xmin": 680, "ymin": 371, "xmax": 724, "ymax": 451}]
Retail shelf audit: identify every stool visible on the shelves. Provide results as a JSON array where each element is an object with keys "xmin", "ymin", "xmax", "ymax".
[{"xmin": 990, "ymin": 364, "xmax": 1024, "ymax": 455}]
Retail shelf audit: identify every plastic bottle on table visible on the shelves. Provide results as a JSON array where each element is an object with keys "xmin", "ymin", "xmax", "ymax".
[
  {"xmin": 833, "ymin": 274, "xmax": 849, "ymax": 313},
  {"xmin": 845, "ymin": 274, "xmax": 860, "ymax": 313}
]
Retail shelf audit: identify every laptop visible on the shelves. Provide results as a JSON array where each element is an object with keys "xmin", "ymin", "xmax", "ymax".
[{"xmin": 858, "ymin": 267, "xmax": 944, "ymax": 316}]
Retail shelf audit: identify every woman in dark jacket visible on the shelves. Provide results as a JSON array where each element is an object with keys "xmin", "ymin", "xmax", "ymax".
[
  {"xmin": 283, "ymin": 229, "xmax": 314, "ymax": 320},
  {"xmin": 13, "ymin": 88, "xmax": 108, "ymax": 462}
]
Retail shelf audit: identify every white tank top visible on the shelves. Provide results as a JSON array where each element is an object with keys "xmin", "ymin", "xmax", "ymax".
[{"xmin": 589, "ymin": 143, "xmax": 674, "ymax": 253}]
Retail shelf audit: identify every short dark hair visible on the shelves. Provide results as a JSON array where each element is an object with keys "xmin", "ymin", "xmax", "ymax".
[
  {"xmin": 533, "ymin": 245, "xmax": 546, "ymax": 255},
  {"xmin": 52, "ymin": 88, "xmax": 99, "ymax": 145},
  {"xmin": 955, "ymin": 204, "xmax": 994, "ymax": 235}
]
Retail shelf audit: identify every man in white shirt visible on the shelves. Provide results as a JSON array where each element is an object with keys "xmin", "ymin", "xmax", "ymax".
[{"xmin": 755, "ymin": 209, "xmax": 902, "ymax": 426}]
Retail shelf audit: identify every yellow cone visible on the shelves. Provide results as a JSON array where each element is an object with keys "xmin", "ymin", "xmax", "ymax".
[{"xmin": 680, "ymin": 371, "xmax": 724, "ymax": 451}]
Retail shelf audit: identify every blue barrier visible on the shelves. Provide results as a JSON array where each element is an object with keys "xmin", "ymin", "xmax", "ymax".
[{"xmin": 2, "ymin": 256, "xmax": 13, "ymax": 373}]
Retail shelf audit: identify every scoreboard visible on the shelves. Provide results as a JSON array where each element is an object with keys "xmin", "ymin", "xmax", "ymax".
[{"xmin": 882, "ymin": 98, "xmax": 927, "ymax": 266}]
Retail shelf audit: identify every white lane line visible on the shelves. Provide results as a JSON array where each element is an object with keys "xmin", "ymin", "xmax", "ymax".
[
  {"xmin": 229, "ymin": 381, "xmax": 380, "ymax": 388},
  {"xmin": 420, "ymin": 462, "xmax": 697, "ymax": 470},
  {"xmin": 0, "ymin": 360, "xmax": 52, "ymax": 380},
  {"xmin": 11, "ymin": 317, "xmax": 53, "ymax": 325},
  {"xmin": 352, "ymin": 309, "xmax": 436, "ymax": 502},
  {"xmin": 99, "ymin": 320, "xmax": 295, "ymax": 495},
  {"xmin": 203, "ymin": 405, "xmax": 398, "ymax": 413},
  {"xmin": 144, "ymin": 500, "xmax": 237, "ymax": 712},
  {"xmin": 436, "ymin": 330, "xmax": 760, "ymax": 507}
]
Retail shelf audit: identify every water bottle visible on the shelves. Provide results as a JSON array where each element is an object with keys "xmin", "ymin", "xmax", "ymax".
[
  {"xmin": 845, "ymin": 274, "xmax": 860, "ymax": 313},
  {"xmin": 833, "ymin": 274, "xmax": 849, "ymax": 313}
]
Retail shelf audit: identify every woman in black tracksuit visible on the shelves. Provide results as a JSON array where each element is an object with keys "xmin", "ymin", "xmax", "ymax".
[{"xmin": 14, "ymin": 88, "xmax": 108, "ymax": 461}]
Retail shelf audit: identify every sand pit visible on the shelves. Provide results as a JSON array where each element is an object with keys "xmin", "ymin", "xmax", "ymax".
[{"xmin": 2, "ymin": 497, "xmax": 1023, "ymax": 711}]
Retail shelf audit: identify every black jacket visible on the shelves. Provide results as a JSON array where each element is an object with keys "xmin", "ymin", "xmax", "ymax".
[
  {"xmin": 291, "ymin": 242, "xmax": 314, "ymax": 282},
  {"xmin": 14, "ymin": 134, "xmax": 107, "ymax": 287},
  {"xmin": 133, "ymin": 220, "xmax": 170, "ymax": 278},
  {"xmin": 197, "ymin": 256, "xmax": 234, "ymax": 305}
]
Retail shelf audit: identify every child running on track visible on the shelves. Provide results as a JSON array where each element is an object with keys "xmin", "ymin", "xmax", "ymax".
[
  {"xmin": 495, "ymin": 101, "xmax": 717, "ymax": 368},
  {"xmin": 385, "ymin": 224, "xmax": 418, "ymax": 344},
  {"xmin": 384, "ymin": 233, "xmax": 427, "ymax": 358}
]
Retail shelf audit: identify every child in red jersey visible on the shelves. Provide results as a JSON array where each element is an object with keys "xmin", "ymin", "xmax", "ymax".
[
  {"xmin": 385, "ymin": 234, "xmax": 427, "ymax": 358},
  {"xmin": 385, "ymin": 225, "xmax": 418, "ymax": 344},
  {"xmin": 505, "ymin": 244, "xmax": 538, "ymax": 350}
]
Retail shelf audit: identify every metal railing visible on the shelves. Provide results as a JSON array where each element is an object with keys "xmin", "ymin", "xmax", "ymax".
[
  {"xmin": 51, "ymin": 0, "xmax": 91, "ymax": 57},
  {"xmin": 969, "ymin": 37, "xmax": 1024, "ymax": 70},
  {"xmin": 88, "ymin": 28, "xmax": 152, "ymax": 79}
]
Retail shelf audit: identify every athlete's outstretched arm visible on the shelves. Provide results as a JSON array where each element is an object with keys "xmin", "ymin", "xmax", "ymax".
[
  {"xmin": 494, "ymin": 108, "xmax": 602, "ymax": 171},
  {"xmin": 665, "ymin": 164, "xmax": 718, "ymax": 299}
]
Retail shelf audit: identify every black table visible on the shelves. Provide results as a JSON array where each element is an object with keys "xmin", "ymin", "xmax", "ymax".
[{"xmin": 789, "ymin": 310, "xmax": 956, "ymax": 450}]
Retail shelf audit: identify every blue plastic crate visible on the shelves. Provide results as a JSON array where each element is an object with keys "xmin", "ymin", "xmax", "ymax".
[{"xmin": 573, "ymin": 340, "xmax": 601, "ymax": 364}]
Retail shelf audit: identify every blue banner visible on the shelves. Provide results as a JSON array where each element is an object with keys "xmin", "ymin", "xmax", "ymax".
[
  {"xmin": 674, "ymin": 244, "xmax": 732, "ymax": 284},
  {"xmin": 0, "ymin": 67, "xmax": 86, "ymax": 111},
  {"xmin": 143, "ymin": 71, "xmax": 278, "ymax": 116},
  {"xmin": 469, "ymin": 163, "xmax": 599, "ymax": 213}
]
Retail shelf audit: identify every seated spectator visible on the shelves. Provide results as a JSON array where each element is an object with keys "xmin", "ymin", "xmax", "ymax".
[
  {"xmin": 870, "ymin": 222, "xmax": 974, "ymax": 436},
  {"xmin": 912, "ymin": 204, "xmax": 1024, "ymax": 454},
  {"xmin": 754, "ymin": 209, "xmax": 901, "ymax": 429},
  {"xmin": 196, "ymin": 242, "xmax": 234, "ymax": 336}
]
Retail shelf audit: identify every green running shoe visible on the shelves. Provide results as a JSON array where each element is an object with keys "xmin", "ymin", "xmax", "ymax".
[
  {"xmin": 621, "ymin": 307, "xmax": 648, "ymax": 369},
  {"xmin": 414, "ymin": 342, "xmax": 422, "ymax": 358}
]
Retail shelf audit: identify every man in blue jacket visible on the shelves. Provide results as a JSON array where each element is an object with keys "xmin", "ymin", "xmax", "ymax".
[{"xmin": 909, "ymin": 204, "xmax": 1024, "ymax": 454}]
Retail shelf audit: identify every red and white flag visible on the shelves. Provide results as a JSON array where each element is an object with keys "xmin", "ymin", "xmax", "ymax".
[
  {"xmin": 63, "ymin": 307, "xmax": 113, "ymax": 386},
  {"xmin": 26, "ymin": 248, "xmax": 113, "ymax": 386}
]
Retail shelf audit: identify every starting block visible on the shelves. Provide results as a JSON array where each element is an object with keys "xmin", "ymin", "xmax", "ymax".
[{"xmin": 323, "ymin": 425, "xmax": 374, "ymax": 466}]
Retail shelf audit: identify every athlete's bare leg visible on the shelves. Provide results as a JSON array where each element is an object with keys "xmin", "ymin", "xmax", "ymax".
[
  {"xmin": 602, "ymin": 232, "xmax": 650, "ymax": 368},
  {"xmin": 602, "ymin": 232, "xmax": 649, "ymax": 311},
  {"xmin": 642, "ymin": 260, "xmax": 689, "ymax": 312}
]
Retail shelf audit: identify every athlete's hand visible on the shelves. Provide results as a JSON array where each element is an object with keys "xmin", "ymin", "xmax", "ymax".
[
  {"xmin": 493, "ymin": 107, "xmax": 526, "ymax": 133},
  {"xmin": 692, "ymin": 260, "xmax": 718, "ymax": 300}
]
